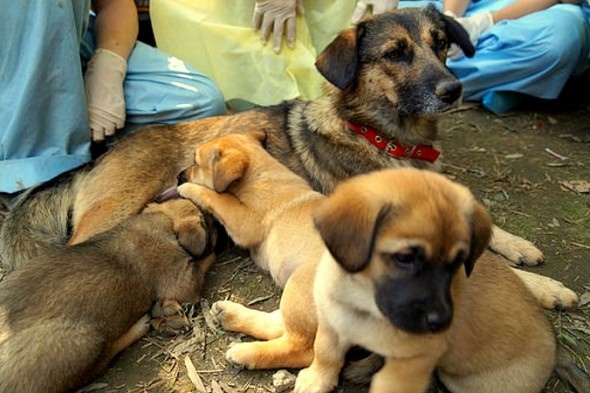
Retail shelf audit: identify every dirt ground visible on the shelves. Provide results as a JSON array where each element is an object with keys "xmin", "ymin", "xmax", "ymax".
[
  {"xmin": 0, "ymin": 93, "xmax": 588, "ymax": 392},
  {"xmin": 60, "ymin": 87, "xmax": 587, "ymax": 393}
]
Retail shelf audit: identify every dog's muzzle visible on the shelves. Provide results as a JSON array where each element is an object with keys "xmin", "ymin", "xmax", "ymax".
[{"xmin": 375, "ymin": 271, "xmax": 454, "ymax": 334}]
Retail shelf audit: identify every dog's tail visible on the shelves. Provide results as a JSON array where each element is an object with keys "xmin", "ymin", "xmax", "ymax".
[{"xmin": 0, "ymin": 164, "xmax": 91, "ymax": 271}]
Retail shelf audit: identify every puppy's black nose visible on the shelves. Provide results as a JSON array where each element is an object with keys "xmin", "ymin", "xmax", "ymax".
[
  {"xmin": 436, "ymin": 80, "xmax": 463, "ymax": 104},
  {"xmin": 425, "ymin": 310, "xmax": 451, "ymax": 332}
]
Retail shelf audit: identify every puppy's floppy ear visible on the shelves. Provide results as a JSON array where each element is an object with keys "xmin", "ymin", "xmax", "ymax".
[
  {"xmin": 314, "ymin": 193, "xmax": 390, "ymax": 273},
  {"xmin": 315, "ymin": 27, "xmax": 361, "ymax": 90},
  {"xmin": 465, "ymin": 202, "xmax": 492, "ymax": 276},
  {"xmin": 211, "ymin": 148, "xmax": 249, "ymax": 193}
]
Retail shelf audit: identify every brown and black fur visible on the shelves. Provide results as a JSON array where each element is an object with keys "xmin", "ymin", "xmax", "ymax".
[
  {"xmin": 0, "ymin": 7, "xmax": 573, "ymax": 311},
  {"xmin": 0, "ymin": 198, "xmax": 217, "ymax": 393},
  {"xmin": 0, "ymin": 7, "xmax": 478, "ymax": 270}
]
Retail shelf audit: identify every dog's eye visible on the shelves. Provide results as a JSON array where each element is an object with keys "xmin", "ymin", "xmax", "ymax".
[
  {"xmin": 387, "ymin": 251, "xmax": 420, "ymax": 271},
  {"xmin": 448, "ymin": 250, "xmax": 466, "ymax": 271},
  {"xmin": 384, "ymin": 40, "xmax": 408, "ymax": 61},
  {"xmin": 431, "ymin": 30, "xmax": 449, "ymax": 53}
]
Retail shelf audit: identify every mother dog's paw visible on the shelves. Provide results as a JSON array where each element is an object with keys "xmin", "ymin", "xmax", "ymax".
[
  {"xmin": 489, "ymin": 226, "xmax": 544, "ymax": 266},
  {"xmin": 512, "ymin": 269, "xmax": 579, "ymax": 310}
]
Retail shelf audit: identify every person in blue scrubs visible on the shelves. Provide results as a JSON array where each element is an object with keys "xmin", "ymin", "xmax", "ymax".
[
  {"xmin": 429, "ymin": 0, "xmax": 590, "ymax": 113},
  {"xmin": 0, "ymin": 0, "xmax": 226, "ymax": 195},
  {"xmin": 248, "ymin": 0, "xmax": 590, "ymax": 114}
]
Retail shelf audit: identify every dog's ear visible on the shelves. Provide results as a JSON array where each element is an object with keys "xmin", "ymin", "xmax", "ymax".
[
  {"xmin": 314, "ymin": 193, "xmax": 390, "ymax": 273},
  {"xmin": 437, "ymin": 7, "xmax": 475, "ymax": 58},
  {"xmin": 465, "ymin": 202, "xmax": 492, "ymax": 276},
  {"xmin": 315, "ymin": 27, "xmax": 360, "ymax": 90},
  {"xmin": 211, "ymin": 148, "xmax": 249, "ymax": 193}
]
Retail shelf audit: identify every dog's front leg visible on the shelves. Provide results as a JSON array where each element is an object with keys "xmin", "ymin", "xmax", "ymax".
[
  {"xmin": 369, "ymin": 356, "xmax": 437, "ymax": 393},
  {"xmin": 294, "ymin": 320, "xmax": 350, "ymax": 393},
  {"xmin": 178, "ymin": 183, "xmax": 265, "ymax": 248},
  {"xmin": 489, "ymin": 225, "xmax": 543, "ymax": 266},
  {"xmin": 511, "ymin": 268, "xmax": 578, "ymax": 310}
]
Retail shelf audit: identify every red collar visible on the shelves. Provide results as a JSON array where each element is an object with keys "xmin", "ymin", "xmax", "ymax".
[{"xmin": 348, "ymin": 122, "xmax": 440, "ymax": 163}]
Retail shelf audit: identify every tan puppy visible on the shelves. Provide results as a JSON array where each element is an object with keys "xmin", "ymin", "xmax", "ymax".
[
  {"xmin": 0, "ymin": 199, "xmax": 217, "ymax": 393},
  {"xmin": 178, "ymin": 133, "xmax": 556, "ymax": 392},
  {"xmin": 178, "ymin": 130, "xmax": 325, "ymax": 289}
]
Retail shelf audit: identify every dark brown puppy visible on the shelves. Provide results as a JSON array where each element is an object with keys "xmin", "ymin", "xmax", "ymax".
[
  {"xmin": 0, "ymin": 7, "xmax": 574, "ymax": 308},
  {"xmin": 0, "ymin": 199, "xmax": 217, "ymax": 393}
]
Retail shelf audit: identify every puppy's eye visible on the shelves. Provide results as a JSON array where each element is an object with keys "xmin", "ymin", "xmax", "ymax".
[
  {"xmin": 448, "ymin": 250, "xmax": 466, "ymax": 271},
  {"xmin": 393, "ymin": 252, "xmax": 416, "ymax": 269}
]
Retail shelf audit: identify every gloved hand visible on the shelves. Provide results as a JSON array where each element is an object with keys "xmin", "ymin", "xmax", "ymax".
[
  {"xmin": 446, "ymin": 11, "xmax": 494, "ymax": 59},
  {"xmin": 252, "ymin": 0, "xmax": 305, "ymax": 53},
  {"xmin": 84, "ymin": 48, "xmax": 127, "ymax": 142},
  {"xmin": 351, "ymin": 0, "xmax": 399, "ymax": 23}
]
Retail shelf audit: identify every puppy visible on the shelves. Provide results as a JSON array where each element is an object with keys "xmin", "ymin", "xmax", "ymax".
[
  {"xmin": 178, "ymin": 138, "xmax": 556, "ymax": 392},
  {"xmin": 0, "ymin": 199, "xmax": 217, "ymax": 393},
  {"xmin": 178, "ymin": 130, "xmax": 325, "ymax": 289}
]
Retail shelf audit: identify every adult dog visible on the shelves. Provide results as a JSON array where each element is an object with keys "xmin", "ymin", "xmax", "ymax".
[
  {"xmin": 177, "ymin": 138, "xmax": 556, "ymax": 392},
  {"xmin": 0, "ymin": 7, "xmax": 575, "ymax": 307},
  {"xmin": 0, "ymin": 199, "xmax": 218, "ymax": 393}
]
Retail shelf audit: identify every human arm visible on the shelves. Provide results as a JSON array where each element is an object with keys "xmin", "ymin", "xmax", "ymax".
[
  {"xmin": 446, "ymin": 0, "xmax": 566, "ymax": 58},
  {"xmin": 85, "ymin": 0, "xmax": 139, "ymax": 141},
  {"xmin": 93, "ymin": 0, "xmax": 138, "ymax": 59},
  {"xmin": 442, "ymin": 0, "xmax": 471, "ymax": 18}
]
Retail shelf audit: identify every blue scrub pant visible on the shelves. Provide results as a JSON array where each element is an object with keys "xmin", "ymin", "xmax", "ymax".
[
  {"xmin": 0, "ymin": 1, "xmax": 226, "ymax": 193},
  {"xmin": 400, "ymin": 0, "xmax": 590, "ymax": 113}
]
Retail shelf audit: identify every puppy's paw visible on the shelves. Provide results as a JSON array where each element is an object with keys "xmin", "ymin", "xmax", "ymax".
[
  {"xmin": 211, "ymin": 300, "xmax": 248, "ymax": 331},
  {"xmin": 489, "ymin": 226, "xmax": 544, "ymax": 266},
  {"xmin": 151, "ymin": 299, "xmax": 191, "ymax": 336},
  {"xmin": 135, "ymin": 314, "xmax": 153, "ymax": 336},
  {"xmin": 224, "ymin": 342, "xmax": 262, "ymax": 369},
  {"xmin": 512, "ymin": 269, "xmax": 579, "ymax": 310},
  {"xmin": 294, "ymin": 367, "xmax": 338, "ymax": 393},
  {"xmin": 177, "ymin": 183, "xmax": 211, "ymax": 209}
]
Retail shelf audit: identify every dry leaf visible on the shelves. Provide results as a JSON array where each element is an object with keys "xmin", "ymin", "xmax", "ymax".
[
  {"xmin": 560, "ymin": 180, "xmax": 590, "ymax": 194},
  {"xmin": 185, "ymin": 355, "xmax": 207, "ymax": 393}
]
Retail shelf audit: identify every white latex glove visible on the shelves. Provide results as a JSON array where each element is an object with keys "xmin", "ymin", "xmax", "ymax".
[
  {"xmin": 84, "ymin": 48, "xmax": 127, "ymax": 142},
  {"xmin": 352, "ymin": 0, "xmax": 399, "ymax": 23},
  {"xmin": 252, "ymin": 0, "xmax": 305, "ymax": 53},
  {"xmin": 446, "ymin": 11, "xmax": 494, "ymax": 59}
]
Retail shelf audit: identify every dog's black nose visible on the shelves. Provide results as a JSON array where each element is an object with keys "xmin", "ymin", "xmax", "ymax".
[
  {"xmin": 436, "ymin": 80, "xmax": 463, "ymax": 104},
  {"xmin": 425, "ymin": 310, "xmax": 451, "ymax": 332}
]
